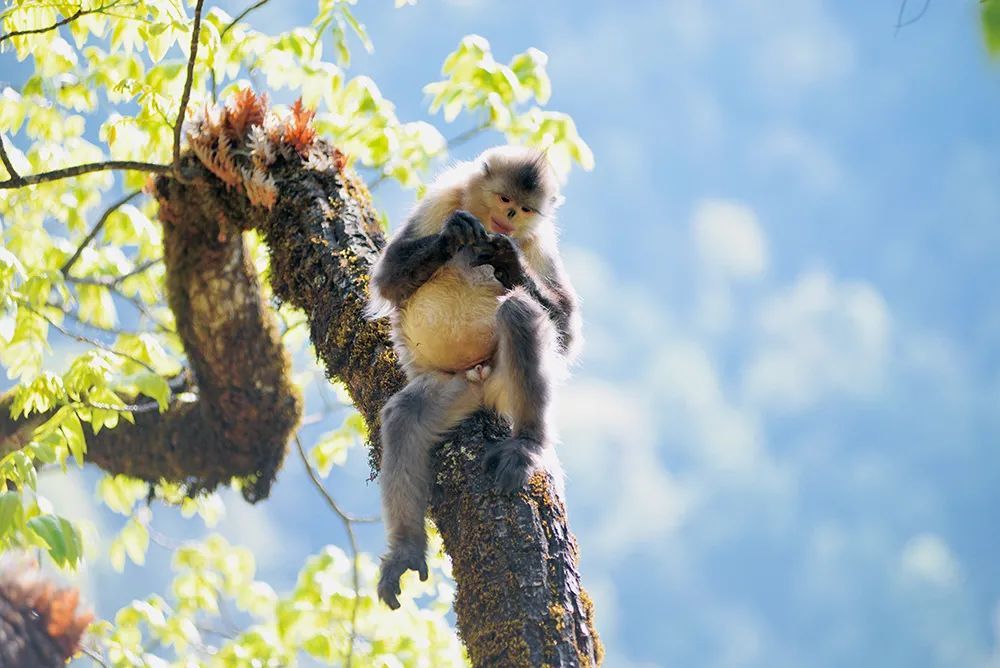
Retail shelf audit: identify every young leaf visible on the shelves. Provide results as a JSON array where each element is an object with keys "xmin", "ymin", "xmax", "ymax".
[{"xmin": 27, "ymin": 515, "xmax": 83, "ymax": 567}]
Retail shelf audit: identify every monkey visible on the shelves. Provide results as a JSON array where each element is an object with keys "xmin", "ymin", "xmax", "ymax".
[{"xmin": 366, "ymin": 145, "xmax": 581, "ymax": 609}]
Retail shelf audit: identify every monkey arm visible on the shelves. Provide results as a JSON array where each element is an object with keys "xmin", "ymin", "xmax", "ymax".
[
  {"xmin": 370, "ymin": 230, "xmax": 450, "ymax": 306},
  {"xmin": 520, "ymin": 269, "xmax": 579, "ymax": 357},
  {"xmin": 473, "ymin": 236, "xmax": 579, "ymax": 357},
  {"xmin": 372, "ymin": 211, "xmax": 489, "ymax": 307}
]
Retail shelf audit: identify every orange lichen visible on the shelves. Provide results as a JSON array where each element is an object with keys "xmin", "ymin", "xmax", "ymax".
[
  {"xmin": 284, "ymin": 98, "xmax": 317, "ymax": 157},
  {"xmin": 0, "ymin": 559, "xmax": 93, "ymax": 660},
  {"xmin": 224, "ymin": 88, "xmax": 268, "ymax": 140}
]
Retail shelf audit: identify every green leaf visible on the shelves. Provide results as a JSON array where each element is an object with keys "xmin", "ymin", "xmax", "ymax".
[
  {"xmin": 121, "ymin": 517, "xmax": 149, "ymax": 565},
  {"xmin": 98, "ymin": 475, "xmax": 150, "ymax": 515},
  {"xmin": 0, "ymin": 492, "xmax": 23, "ymax": 538},
  {"xmin": 132, "ymin": 372, "xmax": 171, "ymax": 411},
  {"xmin": 27, "ymin": 515, "xmax": 82, "ymax": 567},
  {"xmin": 110, "ymin": 517, "xmax": 149, "ymax": 570},
  {"xmin": 984, "ymin": 0, "xmax": 1000, "ymax": 55}
]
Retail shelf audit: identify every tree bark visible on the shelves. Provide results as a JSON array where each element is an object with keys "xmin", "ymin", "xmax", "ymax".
[{"xmin": 0, "ymin": 94, "xmax": 603, "ymax": 666}]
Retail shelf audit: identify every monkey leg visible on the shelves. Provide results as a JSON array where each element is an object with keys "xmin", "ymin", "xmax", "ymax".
[
  {"xmin": 483, "ymin": 286, "xmax": 557, "ymax": 493},
  {"xmin": 377, "ymin": 372, "xmax": 482, "ymax": 609}
]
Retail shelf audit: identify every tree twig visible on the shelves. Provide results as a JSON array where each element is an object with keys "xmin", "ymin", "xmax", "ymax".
[
  {"xmin": 0, "ymin": 134, "xmax": 20, "ymax": 182},
  {"xmin": 295, "ymin": 434, "xmax": 361, "ymax": 668},
  {"xmin": 222, "ymin": 0, "xmax": 271, "ymax": 37},
  {"xmin": 60, "ymin": 190, "xmax": 142, "ymax": 276},
  {"xmin": 896, "ymin": 0, "xmax": 932, "ymax": 33},
  {"xmin": 366, "ymin": 122, "xmax": 490, "ymax": 191},
  {"xmin": 0, "ymin": 1, "xmax": 139, "ymax": 46},
  {"xmin": 68, "ymin": 257, "xmax": 162, "ymax": 288},
  {"xmin": 0, "ymin": 160, "xmax": 169, "ymax": 189},
  {"xmin": 79, "ymin": 645, "xmax": 110, "ymax": 668},
  {"xmin": 0, "ymin": 6, "xmax": 83, "ymax": 45},
  {"xmin": 446, "ymin": 121, "xmax": 490, "ymax": 151},
  {"xmin": 21, "ymin": 302, "xmax": 158, "ymax": 373},
  {"xmin": 173, "ymin": 0, "xmax": 206, "ymax": 178},
  {"xmin": 65, "ymin": 276, "xmax": 175, "ymax": 333}
]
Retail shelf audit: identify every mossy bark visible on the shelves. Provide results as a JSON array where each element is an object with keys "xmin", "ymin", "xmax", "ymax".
[
  {"xmin": 1, "ymin": 162, "xmax": 302, "ymax": 501},
  {"xmin": 230, "ymin": 153, "xmax": 602, "ymax": 666}
]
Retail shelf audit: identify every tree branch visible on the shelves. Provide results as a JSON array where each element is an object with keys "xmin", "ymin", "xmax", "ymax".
[
  {"xmin": 295, "ymin": 434, "xmax": 362, "ymax": 668},
  {"xmin": 896, "ymin": 0, "xmax": 932, "ymax": 33},
  {"xmin": 67, "ymin": 257, "xmax": 162, "ymax": 288},
  {"xmin": 20, "ymin": 302, "xmax": 157, "ymax": 373},
  {"xmin": 0, "ymin": 1, "xmax": 139, "ymax": 46},
  {"xmin": 0, "ymin": 160, "xmax": 170, "ymax": 189},
  {"xmin": 212, "ymin": 121, "xmax": 601, "ymax": 663},
  {"xmin": 0, "ymin": 7, "xmax": 83, "ymax": 45},
  {"xmin": 222, "ymin": 0, "xmax": 271, "ymax": 37},
  {"xmin": 173, "ymin": 0, "xmax": 206, "ymax": 178},
  {"xmin": 60, "ymin": 190, "xmax": 142, "ymax": 276},
  {"xmin": 0, "ymin": 134, "xmax": 20, "ymax": 183}
]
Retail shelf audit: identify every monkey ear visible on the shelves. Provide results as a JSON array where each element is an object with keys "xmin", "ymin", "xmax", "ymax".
[
  {"xmin": 549, "ymin": 194, "xmax": 565, "ymax": 210},
  {"xmin": 481, "ymin": 161, "xmax": 492, "ymax": 177}
]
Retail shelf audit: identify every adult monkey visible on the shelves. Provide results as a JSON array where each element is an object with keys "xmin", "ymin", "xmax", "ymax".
[{"xmin": 367, "ymin": 146, "xmax": 580, "ymax": 610}]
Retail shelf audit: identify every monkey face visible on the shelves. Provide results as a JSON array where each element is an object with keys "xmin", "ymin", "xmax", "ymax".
[
  {"xmin": 461, "ymin": 145, "xmax": 562, "ymax": 237},
  {"xmin": 484, "ymin": 192, "xmax": 540, "ymax": 236}
]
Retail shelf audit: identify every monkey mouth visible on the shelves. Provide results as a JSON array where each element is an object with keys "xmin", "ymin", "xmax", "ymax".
[{"xmin": 489, "ymin": 216, "xmax": 515, "ymax": 235}]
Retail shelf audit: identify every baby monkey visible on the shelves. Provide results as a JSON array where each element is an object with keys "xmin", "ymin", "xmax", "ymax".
[{"xmin": 367, "ymin": 145, "xmax": 580, "ymax": 609}]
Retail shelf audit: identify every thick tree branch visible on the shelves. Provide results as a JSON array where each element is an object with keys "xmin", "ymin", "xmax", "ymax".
[{"xmin": 160, "ymin": 98, "xmax": 600, "ymax": 663}]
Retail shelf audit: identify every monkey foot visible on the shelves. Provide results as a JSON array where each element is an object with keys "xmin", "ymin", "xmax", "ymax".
[
  {"xmin": 484, "ymin": 437, "xmax": 541, "ymax": 493},
  {"xmin": 465, "ymin": 363, "xmax": 492, "ymax": 383},
  {"xmin": 377, "ymin": 547, "xmax": 428, "ymax": 610}
]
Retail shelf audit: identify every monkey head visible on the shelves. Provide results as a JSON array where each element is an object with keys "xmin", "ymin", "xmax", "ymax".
[{"xmin": 461, "ymin": 145, "xmax": 563, "ymax": 238}]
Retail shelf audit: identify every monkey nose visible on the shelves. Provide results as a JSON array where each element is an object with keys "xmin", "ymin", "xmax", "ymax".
[{"xmin": 506, "ymin": 209, "xmax": 516, "ymax": 219}]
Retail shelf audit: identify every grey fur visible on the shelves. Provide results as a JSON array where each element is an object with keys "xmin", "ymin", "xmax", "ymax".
[
  {"xmin": 482, "ymin": 288, "xmax": 555, "ymax": 492},
  {"xmin": 377, "ymin": 372, "xmax": 482, "ymax": 609}
]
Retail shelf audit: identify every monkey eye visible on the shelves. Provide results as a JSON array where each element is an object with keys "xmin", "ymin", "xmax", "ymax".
[
  {"xmin": 521, "ymin": 207, "xmax": 532, "ymax": 214},
  {"xmin": 499, "ymin": 195, "xmax": 511, "ymax": 203}
]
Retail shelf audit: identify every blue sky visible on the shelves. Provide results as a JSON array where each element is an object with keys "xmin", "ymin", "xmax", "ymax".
[{"xmin": 13, "ymin": 1, "xmax": 1000, "ymax": 666}]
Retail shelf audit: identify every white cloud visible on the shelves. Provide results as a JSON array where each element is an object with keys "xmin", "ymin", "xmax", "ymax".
[
  {"xmin": 899, "ymin": 533, "xmax": 961, "ymax": 588},
  {"xmin": 563, "ymin": 246, "xmax": 674, "ymax": 368},
  {"xmin": 556, "ymin": 380, "xmax": 697, "ymax": 556},
  {"xmin": 692, "ymin": 200, "xmax": 768, "ymax": 280},
  {"xmin": 646, "ymin": 340, "xmax": 766, "ymax": 474},
  {"xmin": 743, "ymin": 270, "xmax": 891, "ymax": 412}
]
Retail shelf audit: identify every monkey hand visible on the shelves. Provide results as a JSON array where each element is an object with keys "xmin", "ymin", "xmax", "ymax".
[
  {"xmin": 438, "ymin": 210, "xmax": 489, "ymax": 255},
  {"xmin": 484, "ymin": 437, "xmax": 540, "ymax": 493},
  {"xmin": 377, "ymin": 546, "xmax": 429, "ymax": 610},
  {"xmin": 472, "ymin": 234, "xmax": 526, "ymax": 289}
]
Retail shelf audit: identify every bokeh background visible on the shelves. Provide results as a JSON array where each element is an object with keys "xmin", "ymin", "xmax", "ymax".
[{"xmin": 8, "ymin": 1, "xmax": 1000, "ymax": 666}]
